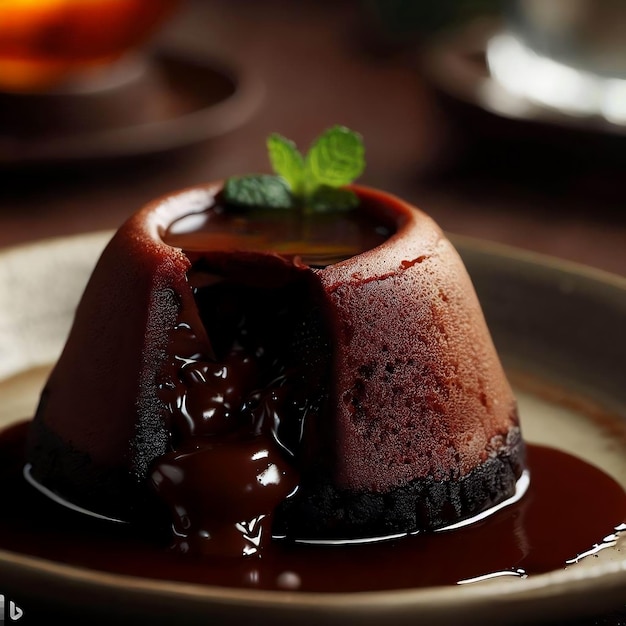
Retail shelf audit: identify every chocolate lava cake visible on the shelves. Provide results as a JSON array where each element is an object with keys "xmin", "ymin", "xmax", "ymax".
[{"xmin": 26, "ymin": 182, "xmax": 525, "ymax": 553}]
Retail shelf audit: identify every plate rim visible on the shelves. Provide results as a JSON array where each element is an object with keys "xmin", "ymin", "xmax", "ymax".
[{"xmin": 0, "ymin": 44, "xmax": 265, "ymax": 165}]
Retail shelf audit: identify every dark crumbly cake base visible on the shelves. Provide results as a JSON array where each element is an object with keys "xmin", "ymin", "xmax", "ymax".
[
  {"xmin": 26, "ymin": 414, "xmax": 160, "ymax": 523},
  {"xmin": 273, "ymin": 432, "xmax": 526, "ymax": 542}
]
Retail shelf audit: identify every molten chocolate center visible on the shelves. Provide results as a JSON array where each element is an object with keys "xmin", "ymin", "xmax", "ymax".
[{"xmin": 152, "ymin": 204, "xmax": 392, "ymax": 557}]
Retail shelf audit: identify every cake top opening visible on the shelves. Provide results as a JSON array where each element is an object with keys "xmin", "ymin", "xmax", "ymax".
[
  {"xmin": 163, "ymin": 198, "xmax": 395, "ymax": 267},
  {"xmin": 163, "ymin": 126, "xmax": 396, "ymax": 267}
]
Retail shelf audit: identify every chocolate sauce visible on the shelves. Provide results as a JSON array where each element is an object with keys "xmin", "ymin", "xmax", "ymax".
[
  {"xmin": 164, "ymin": 202, "xmax": 394, "ymax": 267},
  {"xmin": 3, "ymin": 421, "xmax": 625, "ymax": 592}
]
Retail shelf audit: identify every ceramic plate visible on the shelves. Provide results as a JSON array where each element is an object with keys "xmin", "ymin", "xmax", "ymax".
[{"xmin": 0, "ymin": 231, "xmax": 625, "ymax": 625}]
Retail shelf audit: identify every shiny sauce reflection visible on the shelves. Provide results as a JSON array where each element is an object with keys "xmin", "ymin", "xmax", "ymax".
[{"xmin": 1, "ymin": 421, "xmax": 625, "ymax": 592}]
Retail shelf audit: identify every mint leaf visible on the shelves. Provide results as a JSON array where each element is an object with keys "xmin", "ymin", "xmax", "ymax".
[
  {"xmin": 308, "ymin": 186, "xmax": 360, "ymax": 213},
  {"xmin": 305, "ymin": 126, "xmax": 365, "ymax": 189},
  {"xmin": 223, "ymin": 175, "xmax": 293, "ymax": 209},
  {"xmin": 222, "ymin": 126, "xmax": 366, "ymax": 213},
  {"xmin": 267, "ymin": 133, "xmax": 306, "ymax": 195}
]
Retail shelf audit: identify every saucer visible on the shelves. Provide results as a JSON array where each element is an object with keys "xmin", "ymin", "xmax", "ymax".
[
  {"xmin": 0, "ymin": 45, "xmax": 264, "ymax": 167},
  {"xmin": 419, "ymin": 18, "xmax": 626, "ymax": 138}
]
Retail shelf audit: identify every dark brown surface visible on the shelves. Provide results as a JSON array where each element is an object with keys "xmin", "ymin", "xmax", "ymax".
[
  {"xmin": 0, "ymin": 1, "xmax": 624, "ymax": 624},
  {"xmin": 0, "ymin": 0, "xmax": 624, "ymax": 279}
]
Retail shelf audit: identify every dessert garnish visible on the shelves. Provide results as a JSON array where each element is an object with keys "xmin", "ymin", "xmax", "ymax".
[{"xmin": 223, "ymin": 125, "xmax": 365, "ymax": 213}]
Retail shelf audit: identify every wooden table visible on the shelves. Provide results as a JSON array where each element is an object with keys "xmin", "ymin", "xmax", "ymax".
[{"xmin": 0, "ymin": 1, "xmax": 624, "ymax": 624}]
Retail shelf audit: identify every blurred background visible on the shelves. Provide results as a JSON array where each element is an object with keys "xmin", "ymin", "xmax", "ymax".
[{"xmin": 0, "ymin": 0, "xmax": 624, "ymax": 278}]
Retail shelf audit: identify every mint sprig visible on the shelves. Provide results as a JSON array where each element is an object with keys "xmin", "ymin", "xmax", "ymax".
[
  {"xmin": 223, "ymin": 125, "xmax": 365, "ymax": 213},
  {"xmin": 223, "ymin": 175, "xmax": 292, "ymax": 209},
  {"xmin": 267, "ymin": 133, "xmax": 306, "ymax": 196}
]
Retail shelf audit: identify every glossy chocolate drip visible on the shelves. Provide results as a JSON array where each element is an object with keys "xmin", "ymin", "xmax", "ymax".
[
  {"xmin": 150, "ymin": 437, "xmax": 298, "ymax": 557},
  {"xmin": 151, "ymin": 254, "xmax": 334, "ymax": 556},
  {"xmin": 2, "ymin": 421, "xmax": 625, "ymax": 592}
]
